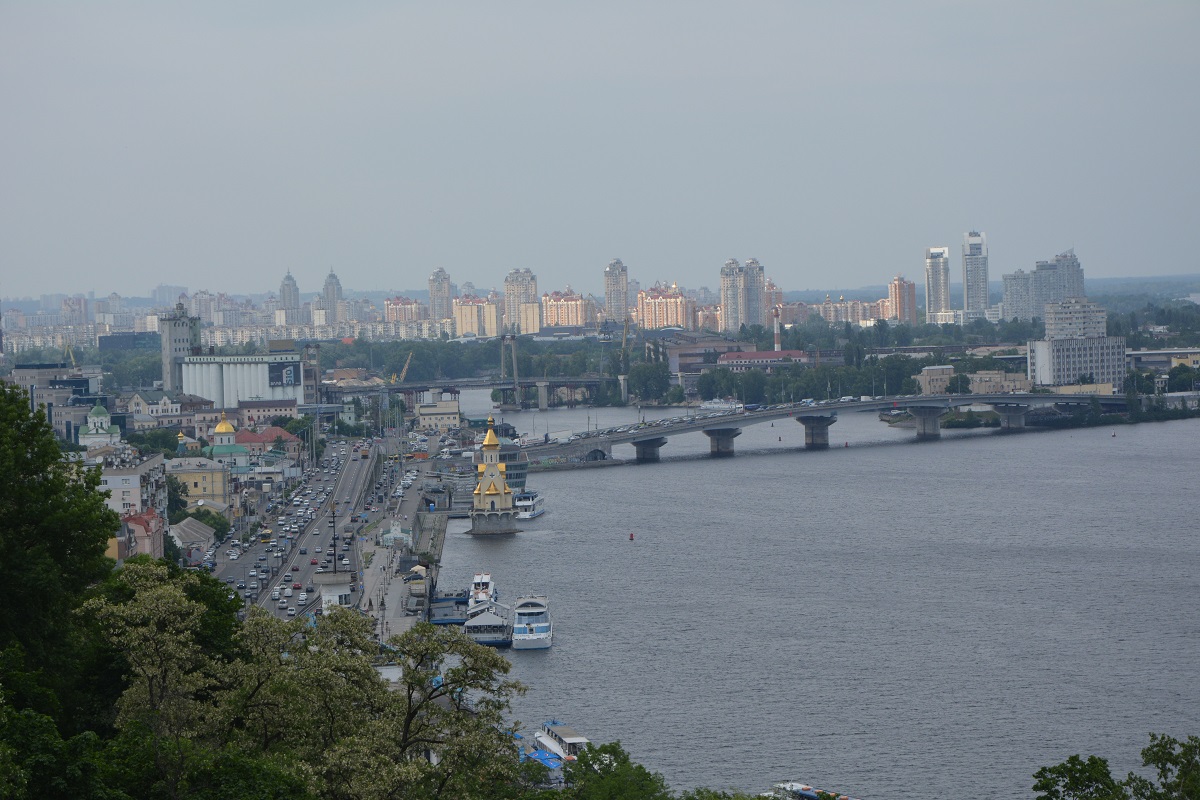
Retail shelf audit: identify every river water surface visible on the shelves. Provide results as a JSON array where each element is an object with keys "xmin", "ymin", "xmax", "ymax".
[{"xmin": 438, "ymin": 391, "xmax": 1198, "ymax": 797}]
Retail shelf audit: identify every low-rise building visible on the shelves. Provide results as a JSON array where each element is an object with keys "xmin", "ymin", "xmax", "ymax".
[
  {"xmin": 166, "ymin": 456, "xmax": 231, "ymax": 508},
  {"xmin": 416, "ymin": 391, "xmax": 461, "ymax": 431}
]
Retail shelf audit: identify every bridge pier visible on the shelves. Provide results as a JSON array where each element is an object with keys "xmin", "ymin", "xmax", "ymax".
[
  {"xmin": 631, "ymin": 437, "xmax": 667, "ymax": 463},
  {"xmin": 796, "ymin": 414, "xmax": 836, "ymax": 449},
  {"xmin": 994, "ymin": 404, "xmax": 1030, "ymax": 431},
  {"xmin": 536, "ymin": 381, "xmax": 550, "ymax": 412},
  {"xmin": 618, "ymin": 375, "xmax": 629, "ymax": 404},
  {"xmin": 702, "ymin": 427, "xmax": 741, "ymax": 457},
  {"xmin": 908, "ymin": 406, "xmax": 946, "ymax": 440}
]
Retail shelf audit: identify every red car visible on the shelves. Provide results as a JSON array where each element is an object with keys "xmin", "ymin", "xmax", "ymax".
[
  {"xmin": 292, "ymin": 582, "xmax": 302, "ymax": 590},
  {"xmin": 310, "ymin": 558, "xmax": 318, "ymax": 565}
]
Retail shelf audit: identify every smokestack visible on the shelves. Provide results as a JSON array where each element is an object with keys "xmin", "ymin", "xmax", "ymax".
[{"xmin": 772, "ymin": 307, "xmax": 781, "ymax": 352}]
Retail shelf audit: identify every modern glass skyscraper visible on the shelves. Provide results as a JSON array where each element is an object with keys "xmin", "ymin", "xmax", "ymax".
[
  {"xmin": 962, "ymin": 230, "xmax": 989, "ymax": 319},
  {"xmin": 604, "ymin": 259, "xmax": 628, "ymax": 324},
  {"xmin": 925, "ymin": 246, "xmax": 951, "ymax": 315},
  {"xmin": 428, "ymin": 268, "xmax": 453, "ymax": 321}
]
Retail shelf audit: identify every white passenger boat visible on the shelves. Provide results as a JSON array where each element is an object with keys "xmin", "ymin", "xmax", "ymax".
[
  {"xmin": 770, "ymin": 781, "xmax": 863, "ymax": 800},
  {"xmin": 514, "ymin": 491, "xmax": 545, "ymax": 520},
  {"xmin": 467, "ymin": 572, "xmax": 496, "ymax": 612},
  {"xmin": 533, "ymin": 720, "xmax": 589, "ymax": 761},
  {"xmin": 511, "ymin": 595, "xmax": 553, "ymax": 649},
  {"xmin": 463, "ymin": 602, "xmax": 512, "ymax": 648}
]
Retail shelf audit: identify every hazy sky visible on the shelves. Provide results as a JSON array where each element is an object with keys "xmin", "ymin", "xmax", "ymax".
[{"xmin": 3, "ymin": 1, "xmax": 1198, "ymax": 300}]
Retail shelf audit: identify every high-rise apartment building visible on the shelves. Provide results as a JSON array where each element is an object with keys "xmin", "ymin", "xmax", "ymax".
[
  {"xmin": 1028, "ymin": 298, "xmax": 1123, "ymax": 389},
  {"xmin": 279, "ymin": 272, "xmax": 300, "ymax": 311},
  {"xmin": 152, "ymin": 284, "xmax": 188, "ymax": 308},
  {"xmin": 1043, "ymin": 298, "xmax": 1107, "ymax": 339},
  {"xmin": 1002, "ymin": 270, "xmax": 1033, "ymax": 322},
  {"xmin": 159, "ymin": 303, "xmax": 200, "ymax": 393},
  {"xmin": 453, "ymin": 296, "xmax": 500, "ymax": 338},
  {"xmin": 502, "ymin": 268, "xmax": 539, "ymax": 333},
  {"xmin": 925, "ymin": 247, "xmax": 951, "ymax": 317},
  {"xmin": 384, "ymin": 297, "xmax": 423, "ymax": 323},
  {"xmin": 541, "ymin": 288, "xmax": 596, "ymax": 328},
  {"xmin": 1002, "ymin": 249, "xmax": 1087, "ymax": 322},
  {"xmin": 429, "ymin": 268, "xmax": 453, "ymax": 321},
  {"xmin": 962, "ymin": 231, "xmax": 989, "ymax": 319},
  {"xmin": 719, "ymin": 258, "xmax": 766, "ymax": 333},
  {"xmin": 604, "ymin": 259, "xmax": 629, "ymax": 324},
  {"xmin": 888, "ymin": 275, "xmax": 918, "ymax": 326},
  {"xmin": 637, "ymin": 283, "xmax": 696, "ymax": 330}
]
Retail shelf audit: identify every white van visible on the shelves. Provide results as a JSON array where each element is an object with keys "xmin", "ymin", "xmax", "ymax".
[{"xmin": 284, "ymin": 587, "xmax": 293, "ymax": 597}]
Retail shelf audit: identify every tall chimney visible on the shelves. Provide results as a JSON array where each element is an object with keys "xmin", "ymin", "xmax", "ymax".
[{"xmin": 772, "ymin": 307, "xmax": 782, "ymax": 352}]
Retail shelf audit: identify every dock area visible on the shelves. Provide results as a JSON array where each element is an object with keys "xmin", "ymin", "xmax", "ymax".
[{"xmin": 355, "ymin": 459, "xmax": 449, "ymax": 640}]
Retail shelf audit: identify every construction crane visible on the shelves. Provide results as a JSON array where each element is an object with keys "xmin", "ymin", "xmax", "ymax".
[
  {"xmin": 397, "ymin": 351, "xmax": 413, "ymax": 383},
  {"xmin": 63, "ymin": 343, "xmax": 76, "ymax": 368}
]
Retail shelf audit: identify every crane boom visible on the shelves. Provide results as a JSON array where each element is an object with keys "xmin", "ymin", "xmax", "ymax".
[{"xmin": 398, "ymin": 351, "xmax": 414, "ymax": 383}]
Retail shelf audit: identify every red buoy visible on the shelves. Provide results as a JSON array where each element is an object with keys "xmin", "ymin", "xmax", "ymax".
[{"xmin": 629, "ymin": 532, "xmax": 635, "ymax": 541}]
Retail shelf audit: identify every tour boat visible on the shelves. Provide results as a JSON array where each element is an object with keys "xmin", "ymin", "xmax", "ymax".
[
  {"xmin": 514, "ymin": 490, "xmax": 546, "ymax": 520},
  {"xmin": 462, "ymin": 602, "xmax": 512, "ymax": 648},
  {"xmin": 467, "ymin": 572, "xmax": 496, "ymax": 612},
  {"xmin": 770, "ymin": 781, "xmax": 863, "ymax": 800},
  {"xmin": 534, "ymin": 720, "xmax": 589, "ymax": 761},
  {"xmin": 511, "ymin": 595, "xmax": 553, "ymax": 650}
]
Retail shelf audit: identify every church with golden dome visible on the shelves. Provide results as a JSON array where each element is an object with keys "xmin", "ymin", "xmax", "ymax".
[{"xmin": 469, "ymin": 416, "xmax": 519, "ymax": 534}]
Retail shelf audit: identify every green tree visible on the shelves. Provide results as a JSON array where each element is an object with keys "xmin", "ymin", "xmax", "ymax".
[
  {"xmin": 0, "ymin": 383, "xmax": 118, "ymax": 721},
  {"xmin": 1125, "ymin": 733, "xmax": 1200, "ymax": 800},
  {"xmin": 626, "ymin": 362, "xmax": 670, "ymax": 402},
  {"xmin": 946, "ymin": 374, "xmax": 972, "ymax": 394},
  {"xmin": 564, "ymin": 741, "xmax": 672, "ymax": 800},
  {"xmin": 1033, "ymin": 754, "xmax": 1127, "ymax": 800},
  {"xmin": 166, "ymin": 475, "xmax": 188, "ymax": 518}
]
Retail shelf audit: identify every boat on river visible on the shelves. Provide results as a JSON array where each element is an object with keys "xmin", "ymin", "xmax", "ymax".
[
  {"xmin": 511, "ymin": 595, "xmax": 553, "ymax": 649},
  {"xmin": 514, "ymin": 490, "xmax": 545, "ymax": 519},
  {"xmin": 463, "ymin": 602, "xmax": 512, "ymax": 647},
  {"xmin": 770, "ymin": 781, "xmax": 863, "ymax": 800},
  {"xmin": 468, "ymin": 572, "xmax": 496, "ymax": 612},
  {"xmin": 533, "ymin": 720, "xmax": 589, "ymax": 761}
]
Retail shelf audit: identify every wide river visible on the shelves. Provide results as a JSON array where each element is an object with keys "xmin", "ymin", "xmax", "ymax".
[{"xmin": 438, "ymin": 390, "xmax": 1198, "ymax": 798}]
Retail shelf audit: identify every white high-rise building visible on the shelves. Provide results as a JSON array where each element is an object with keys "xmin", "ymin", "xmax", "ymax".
[
  {"xmin": 925, "ymin": 247, "xmax": 951, "ymax": 316},
  {"xmin": 962, "ymin": 231, "xmax": 989, "ymax": 320}
]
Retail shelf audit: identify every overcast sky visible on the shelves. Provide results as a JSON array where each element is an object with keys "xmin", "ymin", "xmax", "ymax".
[{"xmin": 2, "ymin": 1, "xmax": 1197, "ymax": 301}]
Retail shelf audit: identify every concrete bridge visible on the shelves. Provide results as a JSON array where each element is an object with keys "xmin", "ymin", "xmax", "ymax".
[{"xmin": 524, "ymin": 393, "xmax": 1128, "ymax": 464}]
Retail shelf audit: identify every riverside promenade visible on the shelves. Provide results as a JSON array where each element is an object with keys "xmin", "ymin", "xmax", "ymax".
[{"xmin": 355, "ymin": 461, "xmax": 449, "ymax": 642}]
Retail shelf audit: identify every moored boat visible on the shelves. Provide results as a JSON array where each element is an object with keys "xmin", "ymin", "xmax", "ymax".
[
  {"xmin": 514, "ymin": 490, "xmax": 545, "ymax": 520},
  {"xmin": 770, "ymin": 781, "xmax": 863, "ymax": 800},
  {"xmin": 429, "ymin": 590, "xmax": 469, "ymax": 625},
  {"xmin": 463, "ymin": 602, "xmax": 512, "ymax": 647},
  {"xmin": 468, "ymin": 572, "xmax": 496, "ymax": 612},
  {"xmin": 533, "ymin": 720, "xmax": 589, "ymax": 761},
  {"xmin": 511, "ymin": 595, "xmax": 553, "ymax": 650}
]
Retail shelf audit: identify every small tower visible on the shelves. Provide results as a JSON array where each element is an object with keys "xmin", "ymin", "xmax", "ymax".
[{"xmin": 469, "ymin": 416, "xmax": 519, "ymax": 534}]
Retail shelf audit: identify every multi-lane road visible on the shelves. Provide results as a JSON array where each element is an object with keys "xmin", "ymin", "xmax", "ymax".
[{"xmin": 210, "ymin": 437, "xmax": 393, "ymax": 620}]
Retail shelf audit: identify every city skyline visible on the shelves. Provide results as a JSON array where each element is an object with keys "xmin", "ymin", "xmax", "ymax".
[{"xmin": 2, "ymin": 4, "xmax": 1198, "ymax": 298}]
